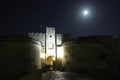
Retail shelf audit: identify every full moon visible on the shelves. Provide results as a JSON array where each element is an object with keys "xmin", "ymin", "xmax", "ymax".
[{"xmin": 83, "ymin": 10, "xmax": 88, "ymax": 15}]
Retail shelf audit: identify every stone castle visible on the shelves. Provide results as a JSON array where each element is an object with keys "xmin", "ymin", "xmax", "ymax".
[
  {"xmin": 0, "ymin": 27, "xmax": 120, "ymax": 80},
  {"xmin": 28, "ymin": 27, "xmax": 63, "ymax": 66}
]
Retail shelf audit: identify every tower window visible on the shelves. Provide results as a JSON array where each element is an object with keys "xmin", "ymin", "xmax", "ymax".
[{"xmin": 50, "ymin": 35, "xmax": 52, "ymax": 37}]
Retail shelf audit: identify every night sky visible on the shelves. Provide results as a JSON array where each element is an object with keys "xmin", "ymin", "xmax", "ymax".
[{"xmin": 0, "ymin": 0, "xmax": 120, "ymax": 38}]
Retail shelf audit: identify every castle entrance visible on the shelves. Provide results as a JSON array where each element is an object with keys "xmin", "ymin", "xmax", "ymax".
[{"xmin": 46, "ymin": 56, "xmax": 55, "ymax": 70}]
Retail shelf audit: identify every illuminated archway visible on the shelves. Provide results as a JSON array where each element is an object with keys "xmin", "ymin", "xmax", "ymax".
[
  {"xmin": 46, "ymin": 56, "xmax": 55, "ymax": 70},
  {"xmin": 46, "ymin": 56, "xmax": 55, "ymax": 65}
]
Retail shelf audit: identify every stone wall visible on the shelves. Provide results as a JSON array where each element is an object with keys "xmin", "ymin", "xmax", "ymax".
[
  {"xmin": 62, "ymin": 38, "xmax": 120, "ymax": 79},
  {"xmin": 63, "ymin": 42, "xmax": 107, "ymax": 70},
  {"xmin": 0, "ymin": 35, "xmax": 41, "ymax": 80}
]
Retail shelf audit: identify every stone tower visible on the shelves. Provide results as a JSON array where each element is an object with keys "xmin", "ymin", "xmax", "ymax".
[{"xmin": 46, "ymin": 27, "xmax": 56, "ymax": 58}]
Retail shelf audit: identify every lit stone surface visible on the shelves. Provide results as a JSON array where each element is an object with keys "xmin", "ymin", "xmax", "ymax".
[{"xmin": 46, "ymin": 27, "xmax": 56, "ymax": 57}]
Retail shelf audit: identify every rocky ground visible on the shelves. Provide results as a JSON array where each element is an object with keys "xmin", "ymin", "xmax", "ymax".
[
  {"xmin": 41, "ymin": 71, "xmax": 95, "ymax": 80},
  {"xmin": 19, "ymin": 70, "xmax": 95, "ymax": 80}
]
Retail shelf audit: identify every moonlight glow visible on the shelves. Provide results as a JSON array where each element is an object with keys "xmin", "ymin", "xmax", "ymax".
[
  {"xmin": 83, "ymin": 9, "xmax": 89, "ymax": 16},
  {"xmin": 84, "ymin": 10, "xmax": 88, "ymax": 15}
]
